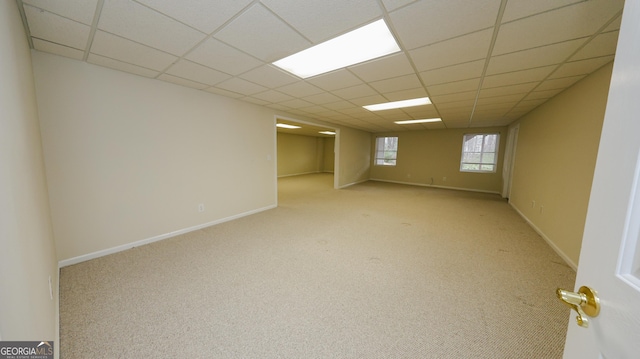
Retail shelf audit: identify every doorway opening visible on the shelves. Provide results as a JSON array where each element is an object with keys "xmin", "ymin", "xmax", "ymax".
[{"xmin": 274, "ymin": 116, "xmax": 340, "ymax": 200}]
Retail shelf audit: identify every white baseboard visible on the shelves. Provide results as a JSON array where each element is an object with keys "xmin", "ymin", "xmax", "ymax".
[
  {"xmin": 58, "ymin": 204, "xmax": 277, "ymax": 268},
  {"xmin": 277, "ymin": 171, "xmax": 322, "ymax": 178},
  {"xmin": 369, "ymin": 178, "xmax": 501, "ymax": 195},
  {"xmin": 509, "ymin": 203, "xmax": 578, "ymax": 271},
  {"xmin": 338, "ymin": 178, "xmax": 368, "ymax": 189}
]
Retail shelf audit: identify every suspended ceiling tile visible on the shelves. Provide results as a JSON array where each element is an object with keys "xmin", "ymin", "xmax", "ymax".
[
  {"xmin": 430, "ymin": 91, "xmax": 477, "ymax": 104},
  {"xmin": 98, "ymin": 0, "xmax": 205, "ymax": 55},
  {"xmin": 390, "ymin": 0, "xmax": 501, "ymax": 49},
  {"xmin": 185, "ymin": 37, "xmax": 262, "ymax": 76},
  {"xmin": 87, "ymin": 53, "xmax": 159, "ymax": 78},
  {"xmin": 266, "ymin": 103, "xmax": 292, "ymax": 111},
  {"xmin": 423, "ymin": 121, "xmax": 447, "ymax": 130},
  {"xmin": 214, "ymin": 77, "xmax": 267, "ymax": 95},
  {"xmin": 332, "ymin": 84, "xmax": 378, "ymax": 100},
  {"xmin": 278, "ymin": 98, "xmax": 315, "ymax": 109},
  {"xmin": 479, "ymin": 82, "xmax": 538, "ymax": 97},
  {"xmin": 523, "ymin": 88, "xmax": 564, "ymax": 101},
  {"xmin": 535, "ymin": 75, "xmax": 585, "ymax": 91},
  {"xmin": 369, "ymin": 74, "xmax": 422, "ymax": 94},
  {"xmin": 383, "ymin": 88, "xmax": 428, "ymax": 102},
  {"xmin": 239, "ymin": 65, "xmax": 299, "ymax": 88},
  {"xmin": 603, "ymin": 14, "xmax": 622, "ymax": 32},
  {"xmin": 409, "ymin": 29, "xmax": 493, "ymax": 72},
  {"xmin": 90, "ymin": 31, "xmax": 177, "ymax": 71},
  {"xmin": 33, "ymin": 39, "xmax": 84, "ymax": 60},
  {"xmin": 349, "ymin": 94, "xmax": 388, "ymax": 106},
  {"xmin": 501, "ymin": 0, "xmax": 583, "ymax": 23},
  {"xmin": 419, "ymin": 60, "xmax": 484, "ymax": 86},
  {"xmin": 23, "ymin": 0, "xmax": 98, "ymax": 25},
  {"xmin": 214, "ymin": 3, "xmax": 311, "ymax": 62},
  {"xmin": 401, "ymin": 106, "xmax": 440, "ymax": 118},
  {"xmin": 549, "ymin": 56, "xmax": 614, "ymax": 78},
  {"xmin": 482, "ymin": 66, "xmax": 555, "ymax": 88},
  {"xmin": 276, "ymin": 81, "xmax": 324, "ymax": 97},
  {"xmin": 261, "ymin": 0, "xmax": 381, "ymax": 43},
  {"xmin": 303, "ymin": 92, "xmax": 343, "ymax": 105},
  {"xmin": 165, "ymin": 60, "xmax": 231, "ymax": 86},
  {"xmin": 24, "ymin": 5, "xmax": 90, "ymax": 49},
  {"xmin": 493, "ymin": 0, "xmax": 624, "ymax": 56},
  {"xmin": 570, "ymin": 31, "xmax": 619, "ymax": 61},
  {"xmin": 323, "ymin": 101, "xmax": 357, "ymax": 111},
  {"xmin": 251, "ymin": 90, "xmax": 293, "ymax": 103},
  {"xmin": 157, "ymin": 74, "xmax": 209, "ymax": 90},
  {"xmin": 476, "ymin": 93, "xmax": 526, "ymax": 105},
  {"xmin": 307, "ymin": 69, "xmax": 364, "ymax": 91},
  {"xmin": 203, "ymin": 87, "xmax": 244, "ymax": 99},
  {"xmin": 427, "ymin": 78, "xmax": 481, "ymax": 96},
  {"xmin": 436, "ymin": 100, "xmax": 475, "ymax": 110},
  {"xmin": 348, "ymin": 53, "xmax": 414, "ymax": 83},
  {"xmin": 469, "ymin": 118, "xmax": 511, "ymax": 127},
  {"xmin": 242, "ymin": 97, "xmax": 270, "ymax": 106},
  {"xmin": 136, "ymin": 0, "xmax": 252, "ymax": 34},
  {"xmin": 381, "ymin": 0, "xmax": 417, "ymax": 12},
  {"xmin": 443, "ymin": 120, "xmax": 470, "ymax": 128},
  {"xmin": 486, "ymin": 39, "xmax": 584, "ymax": 75}
]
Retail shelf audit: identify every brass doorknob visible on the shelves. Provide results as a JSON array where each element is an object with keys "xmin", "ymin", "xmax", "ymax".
[{"xmin": 556, "ymin": 286, "xmax": 600, "ymax": 328}]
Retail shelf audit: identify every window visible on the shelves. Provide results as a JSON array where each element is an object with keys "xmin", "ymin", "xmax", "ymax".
[
  {"xmin": 460, "ymin": 133, "xmax": 499, "ymax": 172},
  {"xmin": 375, "ymin": 136, "xmax": 398, "ymax": 166}
]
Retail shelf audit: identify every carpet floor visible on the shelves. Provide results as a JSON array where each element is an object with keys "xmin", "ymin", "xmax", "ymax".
[{"xmin": 59, "ymin": 173, "xmax": 575, "ymax": 358}]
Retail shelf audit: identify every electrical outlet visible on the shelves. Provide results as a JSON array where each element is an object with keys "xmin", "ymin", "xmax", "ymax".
[{"xmin": 198, "ymin": 203, "xmax": 205, "ymax": 212}]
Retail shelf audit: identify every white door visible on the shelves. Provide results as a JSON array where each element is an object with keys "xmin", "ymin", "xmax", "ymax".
[{"xmin": 562, "ymin": 0, "xmax": 640, "ymax": 357}]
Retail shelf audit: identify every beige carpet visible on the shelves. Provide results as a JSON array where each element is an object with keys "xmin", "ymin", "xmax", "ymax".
[{"xmin": 60, "ymin": 173, "xmax": 575, "ymax": 358}]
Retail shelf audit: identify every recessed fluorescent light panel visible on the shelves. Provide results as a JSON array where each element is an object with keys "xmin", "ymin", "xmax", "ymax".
[
  {"xmin": 363, "ymin": 97, "xmax": 432, "ymax": 111},
  {"xmin": 276, "ymin": 123, "xmax": 301, "ymax": 129},
  {"xmin": 395, "ymin": 118, "xmax": 442, "ymax": 124},
  {"xmin": 272, "ymin": 19, "xmax": 400, "ymax": 79},
  {"xmin": 319, "ymin": 131, "xmax": 336, "ymax": 135}
]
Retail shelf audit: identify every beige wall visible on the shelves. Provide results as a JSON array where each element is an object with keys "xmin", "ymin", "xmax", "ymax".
[
  {"xmin": 338, "ymin": 127, "xmax": 371, "ymax": 187},
  {"xmin": 277, "ymin": 133, "xmax": 335, "ymax": 177},
  {"xmin": 370, "ymin": 127, "xmax": 507, "ymax": 193},
  {"xmin": 509, "ymin": 62, "xmax": 613, "ymax": 268},
  {"xmin": 0, "ymin": 0, "xmax": 58, "ymax": 343},
  {"xmin": 32, "ymin": 52, "xmax": 370, "ymax": 263},
  {"xmin": 33, "ymin": 52, "xmax": 278, "ymax": 263},
  {"xmin": 323, "ymin": 137, "xmax": 335, "ymax": 172}
]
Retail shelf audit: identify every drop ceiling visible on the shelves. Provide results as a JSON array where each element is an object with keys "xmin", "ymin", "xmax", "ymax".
[{"xmin": 17, "ymin": 0, "xmax": 624, "ymax": 132}]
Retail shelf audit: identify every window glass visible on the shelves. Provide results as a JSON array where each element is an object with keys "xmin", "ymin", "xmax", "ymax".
[
  {"xmin": 460, "ymin": 134, "xmax": 499, "ymax": 173},
  {"xmin": 374, "ymin": 137, "xmax": 398, "ymax": 166}
]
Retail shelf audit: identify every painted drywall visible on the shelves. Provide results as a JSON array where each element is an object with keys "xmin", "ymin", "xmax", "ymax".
[
  {"xmin": 277, "ymin": 133, "xmax": 322, "ymax": 176},
  {"xmin": 0, "ymin": 0, "xmax": 58, "ymax": 345},
  {"xmin": 33, "ymin": 52, "xmax": 278, "ymax": 262},
  {"xmin": 277, "ymin": 133, "xmax": 335, "ymax": 176},
  {"xmin": 32, "ymin": 52, "xmax": 371, "ymax": 263},
  {"xmin": 370, "ymin": 127, "xmax": 507, "ymax": 193},
  {"xmin": 338, "ymin": 127, "xmax": 371, "ymax": 187},
  {"xmin": 323, "ymin": 137, "xmax": 335, "ymax": 173},
  {"xmin": 508, "ymin": 62, "xmax": 612, "ymax": 267}
]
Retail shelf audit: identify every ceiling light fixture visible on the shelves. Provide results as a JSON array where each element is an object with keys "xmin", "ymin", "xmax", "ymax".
[
  {"xmin": 272, "ymin": 19, "xmax": 400, "ymax": 79},
  {"xmin": 363, "ymin": 97, "xmax": 432, "ymax": 111},
  {"xmin": 319, "ymin": 131, "xmax": 336, "ymax": 135},
  {"xmin": 276, "ymin": 123, "xmax": 301, "ymax": 129},
  {"xmin": 394, "ymin": 118, "xmax": 442, "ymax": 124}
]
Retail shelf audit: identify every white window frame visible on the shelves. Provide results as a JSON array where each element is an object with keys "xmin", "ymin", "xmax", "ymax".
[
  {"xmin": 374, "ymin": 136, "xmax": 398, "ymax": 166},
  {"xmin": 460, "ymin": 133, "xmax": 499, "ymax": 173}
]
